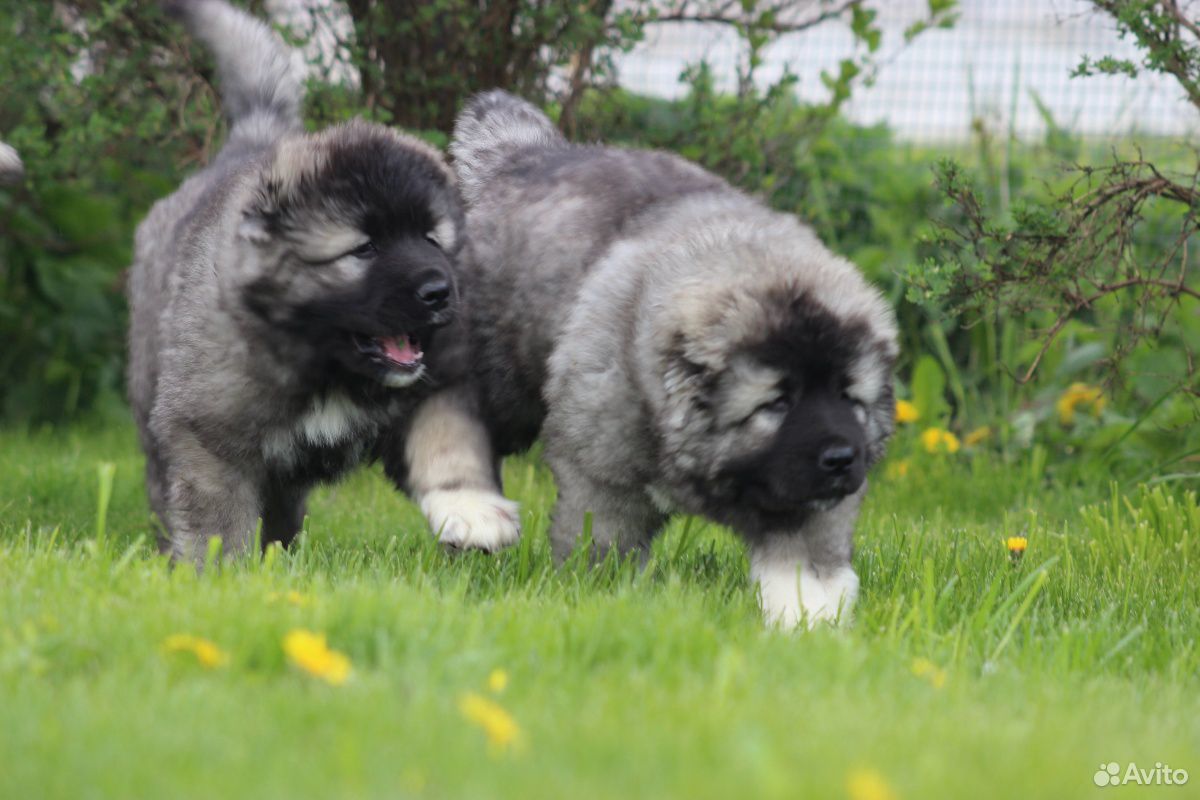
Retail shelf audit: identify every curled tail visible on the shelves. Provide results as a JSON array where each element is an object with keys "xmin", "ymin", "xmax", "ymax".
[
  {"xmin": 165, "ymin": 0, "xmax": 302, "ymax": 147},
  {"xmin": 450, "ymin": 90, "xmax": 565, "ymax": 205}
]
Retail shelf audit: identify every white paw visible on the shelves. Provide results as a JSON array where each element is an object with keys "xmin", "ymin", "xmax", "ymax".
[
  {"xmin": 755, "ymin": 562, "xmax": 859, "ymax": 629},
  {"xmin": 420, "ymin": 488, "xmax": 521, "ymax": 552},
  {"xmin": 803, "ymin": 565, "xmax": 859, "ymax": 626}
]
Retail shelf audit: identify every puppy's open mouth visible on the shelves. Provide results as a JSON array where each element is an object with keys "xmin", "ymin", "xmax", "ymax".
[{"xmin": 351, "ymin": 332, "xmax": 424, "ymax": 372}]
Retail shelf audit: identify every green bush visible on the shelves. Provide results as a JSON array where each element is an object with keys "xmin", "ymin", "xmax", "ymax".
[{"xmin": 0, "ymin": 1, "xmax": 209, "ymax": 423}]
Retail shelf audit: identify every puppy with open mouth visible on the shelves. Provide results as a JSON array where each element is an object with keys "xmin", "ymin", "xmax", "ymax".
[{"xmin": 127, "ymin": 0, "xmax": 519, "ymax": 563}]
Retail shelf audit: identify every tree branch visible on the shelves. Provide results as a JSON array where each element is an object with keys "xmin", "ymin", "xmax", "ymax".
[{"xmin": 640, "ymin": 0, "xmax": 862, "ymax": 34}]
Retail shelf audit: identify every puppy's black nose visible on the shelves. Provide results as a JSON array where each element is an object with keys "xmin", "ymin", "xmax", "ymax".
[
  {"xmin": 818, "ymin": 444, "xmax": 857, "ymax": 474},
  {"xmin": 416, "ymin": 279, "xmax": 451, "ymax": 311}
]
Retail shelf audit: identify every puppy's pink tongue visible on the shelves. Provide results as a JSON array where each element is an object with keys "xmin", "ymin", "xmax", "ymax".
[{"xmin": 380, "ymin": 335, "xmax": 421, "ymax": 365}]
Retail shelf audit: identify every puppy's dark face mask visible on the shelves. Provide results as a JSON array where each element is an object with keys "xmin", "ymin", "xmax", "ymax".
[
  {"xmin": 285, "ymin": 232, "xmax": 455, "ymax": 388},
  {"xmin": 235, "ymin": 121, "xmax": 465, "ymax": 389},
  {"xmin": 717, "ymin": 361, "xmax": 868, "ymax": 520},
  {"xmin": 661, "ymin": 293, "xmax": 894, "ymax": 533}
]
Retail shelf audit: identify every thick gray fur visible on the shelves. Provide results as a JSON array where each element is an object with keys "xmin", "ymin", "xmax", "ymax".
[
  {"xmin": 446, "ymin": 91, "xmax": 899, "ymax": 626},
  {"xmin": 127, "ymin": 0, "xmax": 495, "ymax": 563}
]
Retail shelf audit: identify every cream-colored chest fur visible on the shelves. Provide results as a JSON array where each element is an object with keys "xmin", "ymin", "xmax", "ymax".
[{"xmin": 263, "ymin": 392, "xmax": 373, "ymax": 465}]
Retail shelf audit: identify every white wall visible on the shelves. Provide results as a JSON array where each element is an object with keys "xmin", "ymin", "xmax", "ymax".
[{"xmin": 615, "ymin": 0, "xmax": 1200, "ymax": 141}]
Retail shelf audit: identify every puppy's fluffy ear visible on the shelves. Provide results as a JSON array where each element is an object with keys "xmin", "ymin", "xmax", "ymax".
[
  {"xmin": 659, "ymin": 332, "xmax": 715, "ymax": 425},
  {"xmin": 238, "ymin": 155, "xmax": 292, "ymax": 245},
  {"xmin": 238, "ymin": 211, "xmax": 272, "ymax": 245},
  {"xmin": 660, "ymin": 283, "xmax": 732, "ymax": 376},
  {"xmin": 664, "ymin": 335, "xmax": 707, "ymax": 380},
  {"xmin": 236, "ymin": 135, "xmax": 324, "ymax": 246}
]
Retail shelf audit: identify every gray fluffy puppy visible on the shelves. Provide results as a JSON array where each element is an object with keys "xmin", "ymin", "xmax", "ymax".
[
  {"xmin": 433, "ymin": 91, "xmax": 898, "ymax": 626},
  {"xmin": 128, "ymin": 0, "xmax": 518, "ymax": 563}
]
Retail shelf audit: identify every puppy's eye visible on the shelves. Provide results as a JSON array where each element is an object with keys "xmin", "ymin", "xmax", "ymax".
[
  {"xmin": 843, "ymin": 392, "xmax": 868, "ymax": 424},
  {"xmin": 755, "ymin": 396, "xmax": 790, "ymax": 417},
  {"xmin": 424, "ymin": 233, "xmax": 441, "ymax": 250},
  {"xmin": 347, "ymin": 241, "xmax": 376, "ymax": 259}
]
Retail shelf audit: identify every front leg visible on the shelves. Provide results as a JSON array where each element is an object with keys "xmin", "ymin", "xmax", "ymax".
[
  {"xmin": 260, "ymin": 479, "xmax": 309, "ymax": 550},
  {"xmin": 548, "ymin": 456, "xmax": 665, "ymax": 565},
  {"xmin": 160, "ymin": 437, "xmax": 263, "ymax": 566},
  {"xmin": 393, "ymin": 385, "xmax": 520, "ymax": 552},
  {"xmin": 748, "ymin": 487, "xmax": 865, "ymax": 628}
]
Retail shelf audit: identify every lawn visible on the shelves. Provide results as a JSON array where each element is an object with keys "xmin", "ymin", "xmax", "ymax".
[{"xmin": 0, "ymin": 420, "xmax": 1196, "ymax": 799}]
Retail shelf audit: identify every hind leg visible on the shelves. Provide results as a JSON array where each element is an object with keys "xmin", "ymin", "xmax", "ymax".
[
  {"xmin": 156, "ymin": 430, "xmax": 262, "ymax": 565},
  {"xmin": 548, "ymin": 457, "xmax": 665, "ymax": 566},
  {"xmin": 143, "ymin": 442, "xmax": 171, "ymax": 548},
  {"xmin": 261, "ymin": 482, "xmax": 309, "ymax": 549},
  {"xmin": 162, "ymin": 461, "xmax": 261, "ymax": 566}
]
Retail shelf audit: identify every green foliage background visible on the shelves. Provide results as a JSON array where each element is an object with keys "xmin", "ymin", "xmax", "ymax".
[
  {"xmin": 0, "ymin": 1, "xmax": 204, "ymax": 421},
  {"xmin": 0, "ymin": 0, "xmax": 1196, "ymax": 480}
]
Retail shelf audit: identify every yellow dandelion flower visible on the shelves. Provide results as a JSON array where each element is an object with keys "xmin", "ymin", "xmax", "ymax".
[
  {"xmin": 1006, "ymin": 536, "xmax": 1027, "ymax": 563},
  {"xmin": 910, "ymin": 657, "xmax": 947, "ymax": 689},
  {"xmin": 846, "ymin": 767, "xmax": 898, "ymax": 800},
  {"xmin": 268, "ymin": 590, "xmax": 313, "ymax": 607},
  {"xmin": 894, "ymin": 400, "xmax": 919, "ymax": 424},
  {"xmin": 963, "ymin": 425, "xmax": 991, "ymax": 447},
  {"xmin": 1056, "ymin": 383, "xmax": 1105, "ymax": 426},
  {"xmin": 283, "ymin": 629, "xmax": 352, "ymax": 686},
  {"xmin": 920, "ymin": 428, "xmax": 960, "ymax": 454},
  {"xmin": 885, "ymin": 459, "xmax": 911, "ymax": 480},
  {"xmin": 162, "ymin": 634, "xmax": 229, "ymax": 669},
  {"xmin": 459, "ymin": 691, "xmax": 523, "ymax": 753},
  {"xmin": 487, "ymin": 668, "xmax": 509, "ymax": 694}
]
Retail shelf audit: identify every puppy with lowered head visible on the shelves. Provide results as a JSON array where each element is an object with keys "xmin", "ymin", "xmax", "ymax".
[
  {"xmin": 422, "ymin": 91, "xmax": 898, "ymax": 626},
  {"xmin": 127, "ymin": 0, "xmax": 518, "ymax": 562}
]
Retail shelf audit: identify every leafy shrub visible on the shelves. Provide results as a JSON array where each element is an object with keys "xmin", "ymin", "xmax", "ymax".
[
  {"xmin": 901, "ymin": 0, "xmax": 1199, "ymax": 476},
  {"xmin": 0, "ymin": 1, "xmax": 210, "ymax": 423}
]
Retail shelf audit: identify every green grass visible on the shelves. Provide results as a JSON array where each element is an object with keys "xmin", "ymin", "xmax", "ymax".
[{"xmin": 1, "ymin": 421, "xmax": 1197, "ymax": 799}]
